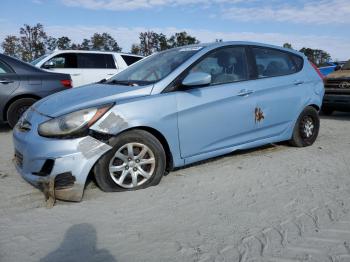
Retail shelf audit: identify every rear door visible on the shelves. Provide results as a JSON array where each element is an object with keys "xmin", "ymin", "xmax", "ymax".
[
  {"xmin": 0, "ymin": 59, "xmax": 20, "ymax": 109},
  {"xmin": 250, "ymin": 46, "xmax": 306, "ymax": 139},
  {"xmin": 77, "ymin": 53, "xmax": 118, "ymax": 84}
]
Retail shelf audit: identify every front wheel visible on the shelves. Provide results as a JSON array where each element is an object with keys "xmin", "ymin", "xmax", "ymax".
[
  {"xmin": 93, "ymin": 130, "xmax": 166, "ymax": 192},
  {"xmin": 289, "ymin": 106, "xmax": 320, "ymax": 147}
]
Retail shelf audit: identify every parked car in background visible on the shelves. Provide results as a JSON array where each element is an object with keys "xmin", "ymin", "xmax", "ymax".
[
  {"xmin": 318, "ymin": 61, "xmax": 346, "ymax": 76},
  {"xmin": 13, "ymin": 42, "xmax": 324, "ymax": 202},
  {"xmin": 322, "ymin": 59, "xmax": 350, "ymax": 115},
  {"xmin": 31, "ymin": 50, "xmax": 143, "ymax": 87},
  {"xmin": 0, "ymin": 54, "xmax": 72, "ymax": 128}
]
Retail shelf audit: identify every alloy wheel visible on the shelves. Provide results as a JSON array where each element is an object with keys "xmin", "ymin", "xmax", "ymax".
[{"xmin": 108, "ymin": 142, "xmax": 156, "ymax": 189}]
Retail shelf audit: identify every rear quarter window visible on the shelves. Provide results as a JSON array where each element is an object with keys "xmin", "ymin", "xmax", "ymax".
[
  {"xmin": 253, "ymin": 47, "xmax": 302, "ymax": 78},
  {"xmin": 121, "ymin": 55, "xmax": 143, "ymax": 66}
]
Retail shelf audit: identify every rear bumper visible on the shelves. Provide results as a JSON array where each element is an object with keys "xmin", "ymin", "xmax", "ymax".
[
  {"xmin": 323, "ymin": 94, "xmax": 350, "ymax": 110},
  {"xmin": 13, "ymin": 115, "xmax": 112, "ymax": 202}
]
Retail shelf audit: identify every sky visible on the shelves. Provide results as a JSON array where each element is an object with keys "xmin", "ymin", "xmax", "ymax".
[{"xmin": 1, "ymin": 0, "xmax": 349, "ymax": 60}]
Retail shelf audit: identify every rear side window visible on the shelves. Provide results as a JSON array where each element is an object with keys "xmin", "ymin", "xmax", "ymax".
[
  {"xmin": 121, "ymin": 55, "xmax": 143, "ymax": 66},
  {"xmin": 77, "ymin": 54, "xmax": 116, "ymax": 69},
  {"xmin": 253, "ymin": 47, "xmax": 301, "ymax": 78},
  {"xmin": 0, "ymin": 60, "xmax": 13, "ymax": 74}
]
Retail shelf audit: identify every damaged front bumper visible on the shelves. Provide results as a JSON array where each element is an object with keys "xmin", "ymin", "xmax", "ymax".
[{"xmin": 13, "ymin": 109, "xmax": 112, "ymax": 202}]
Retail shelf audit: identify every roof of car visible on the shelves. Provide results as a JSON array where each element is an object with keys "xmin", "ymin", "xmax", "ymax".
[
  {"xmin": 184, "ymin": 41, "xmax": 306, "ymax": 57},
  {"xmin": 48, "ymin": 49, "xmax": 144, "ymax": 57}
]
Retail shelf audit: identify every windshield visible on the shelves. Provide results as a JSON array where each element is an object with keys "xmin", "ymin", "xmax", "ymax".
[
  {"xmin": 30, "ymin": 53, "xmax": 51, "ymax": 65},
  {"xmin": 106, "ymin": 47, "xmax": 203, "ymax": 86},
  {"xmin": 342, "ymin": 60, "xmax": 350, "ymax": 70}
]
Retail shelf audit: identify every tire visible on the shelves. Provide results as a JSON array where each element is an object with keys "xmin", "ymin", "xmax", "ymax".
[
  {"xmin": 7, "ymin": 98, "xmax": 37, "ymax": 128},
  {"xmin": 289, "ymin": 106, "xmax": 320, "ymax": 147},
  {"xmin": 93, "ymin": 129, "xmax": 166, "ymax": 192},
  {"xmin": 321, "ymin": 106, "xmax": 334, "ymax": 116}
]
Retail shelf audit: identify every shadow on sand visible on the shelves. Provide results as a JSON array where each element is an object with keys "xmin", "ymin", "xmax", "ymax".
[{"xmin": 40, "ymin": 223, "xmax": 117, "ymax": 262}]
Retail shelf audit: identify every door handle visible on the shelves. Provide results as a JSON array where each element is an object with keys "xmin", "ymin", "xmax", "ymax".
[
  {"xmin": 294, "ymin": 80, "xmax": 304, "ymax": 85},
  {"xmin": 107, "ymin": 73, "xmax": 115, "ymax": 76},
  {"xmin": 0, "ymin": 79, "xmax": 13, "ymax": 84},
  {"xmin": 237, "ymin": 89, "xmax": 254, "ymax": 96},
  {"xmin": 71, "ymin": 74, "xmax": 81, "ymax": 76}
]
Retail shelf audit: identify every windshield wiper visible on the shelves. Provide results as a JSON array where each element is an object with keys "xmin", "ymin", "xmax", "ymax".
[{"xmin": 106, "ymin": 80, "xmax": 139, "ymax": 86}]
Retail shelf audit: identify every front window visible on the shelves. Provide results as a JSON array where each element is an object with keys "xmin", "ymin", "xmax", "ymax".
[
  {"xmin": 107, "ymin": 47, "xmax": 202, "ymax": 86},
  {"xmin": 188, "ymin": 46, "xmax": 249, "ymax": 85},
  {"xmin": 30, "ymin": 53, "xmax": 50, "ymax": 65},
  {"xmin": 43, "ymin": 53, "xmax": 78, "ymax": 69}
]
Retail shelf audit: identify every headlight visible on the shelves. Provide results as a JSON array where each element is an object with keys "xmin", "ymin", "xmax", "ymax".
[{"xmin": 38, "ymin": 104, "xmax": 113, "ymax": 138}]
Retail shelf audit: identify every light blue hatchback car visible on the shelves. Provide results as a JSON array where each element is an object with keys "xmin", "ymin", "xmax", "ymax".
[{"xmin": 13, "ymin": 41, "xmax": 324, "ymax": 202}]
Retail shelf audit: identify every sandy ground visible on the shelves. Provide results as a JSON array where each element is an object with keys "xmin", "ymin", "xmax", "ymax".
[{"xmin": 0, "ymin": 113, "xmax": 350, "ymax": 262}]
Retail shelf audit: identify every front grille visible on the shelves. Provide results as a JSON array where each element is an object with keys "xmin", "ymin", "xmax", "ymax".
[
  {"xmin": 325, "ymin": 79, "xmax": 350, "ymax": 89},
  {"xmin": 54, "ymin": 172, "xmax": 76, "ymax": 190},
  {"xmin": 14, "ymin": 150, "xmax": 23, "ymax": 168}
]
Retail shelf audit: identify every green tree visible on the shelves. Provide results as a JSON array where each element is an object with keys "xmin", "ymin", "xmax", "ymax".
[
  {"xmin": 167, "ymin": 31, "xmax": 199, "ymax": 48},
  {"xmin": 79, "ymin": 39, "xmax": 91, "ymax": 50},
  {"xmin": 299, "ymin": 47, "xmax": 331, "ymax": 66},
  {"xmin": 56, "ymin": 36, "xmax": 72, "ymax": 50},
  {"xmin": 1, "ymin": 35, "xmax": 21, "ymax": 58},
  {"xmin": 139, "ymin": 31, "xmax": 162, "ymax": 56},
  {"xmin": 158, "ymin": 33, "xmax": 169, "ymax": 51},
  {"xmin": 283, "ymin": 42, "xmax": 293, "ymax": 49},
  {"xmin": 19, "ymin": 23, "xmax": 48, "ymax": 61},
  {"xmin": 90, "ymin": 33, "xmax": 121, "ymax": 51},
  {"xmin": 46, "ymin": 36, "xmax": 57, "ymax": 51},
  {"xmin": 130, "ymin": 43, "xmax": 141, "ymax": 55}
]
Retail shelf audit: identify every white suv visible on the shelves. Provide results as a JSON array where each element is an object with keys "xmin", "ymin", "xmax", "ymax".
[{"xmin": 31, "ymin": 50, "xmax": 143, "ymax": 87}]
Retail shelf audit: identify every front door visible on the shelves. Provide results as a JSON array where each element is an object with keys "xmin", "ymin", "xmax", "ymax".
[{"xmin": 176, "ymin": 46, "xmax": 258, "ymax": 158}]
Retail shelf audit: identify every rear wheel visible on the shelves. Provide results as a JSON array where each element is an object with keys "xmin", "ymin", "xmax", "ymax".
[
  {"xmin": 93, "ymin": 130, "xmax": 166, "ymax": 192},
  {"xmin": 7, "ymin": 98, "xmax": 37, "ymax": 128},
  {"xmin": 289, "ymin": 106, "xmax": 320, "ymax": 147}
]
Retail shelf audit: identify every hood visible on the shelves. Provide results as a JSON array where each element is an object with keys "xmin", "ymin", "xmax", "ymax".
[
  {"xmin": 327, "ymin": 70, "xmax": 350, "ymax": 79},
  {"xmin": 33, "ymin": 83, "xmax": 153, "ymax": 117}
]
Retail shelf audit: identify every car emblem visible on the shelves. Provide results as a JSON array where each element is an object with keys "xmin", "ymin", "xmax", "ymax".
[{"xmin": 339, "ymin": 81, "xmax": 350, "ymax": 88}]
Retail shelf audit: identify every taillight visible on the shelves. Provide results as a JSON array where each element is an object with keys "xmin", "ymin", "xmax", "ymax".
[
  {"xmin": 310, "ymin": 62, "xmax": 325, "ymax": 82},
  {"xmin": 60, "ymin": 79, "xmax": 72, "ymax": 88}
]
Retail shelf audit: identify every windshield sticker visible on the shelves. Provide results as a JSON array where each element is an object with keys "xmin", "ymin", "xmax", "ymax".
[{"xmin": 179, "ymin": 47, "xmax": 203, "ymax": 52}]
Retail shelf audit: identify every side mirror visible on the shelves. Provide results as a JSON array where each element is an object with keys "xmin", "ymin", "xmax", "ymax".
[
  {"xmin": 182, "ymin": 72, "xmax": 211, "ymax": 87},
  {"xmin": 42, "ymin": 61, "xmax": 55, "ymax": 69}
]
